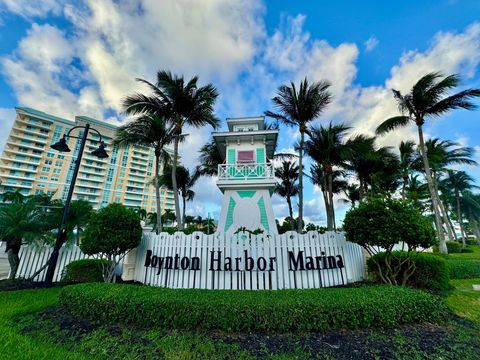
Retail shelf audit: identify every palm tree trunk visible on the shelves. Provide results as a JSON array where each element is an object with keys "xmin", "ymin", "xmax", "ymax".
[
  {"xmin": 359, "ymin": 177, "xmax": 365, "ymax": 202},
  {"xmin": 417, "ymin": 123, "xmax": 447, "ymax": 253},
  {"xmin": 7, "ymin": 248, "xmax": 20, "ymax": 280},
  {"xmin": 432, "ymin": 174, "xmax": 454, "ymax": 241},
  {"xmin": 445, "ymin": 210, "xmax": 458, "ymax": 241},
  {"xmin": 286, "ymin": 196, "xmax": 294, "ymax": 230},
  {"xmin": 154, "ymin": 152, "xmax": 162, "ymax": 234},
  {"xmin": 297, "ymin": 130, "xmax": 304, "ymax": 233},
  {"xmin": 182, "ymin": 193, "xmax": 187, "ymax": 229},
  {"xmin": 327, "ymin": 172, "xmax": 334, "ymax": 231},
  {"xmin": 172, "ymin": 133, "xmax": 182, "ymax": 230},
  {"xmin": 455, "ymin": 191, "xmax": 466, "ymax": 247}
]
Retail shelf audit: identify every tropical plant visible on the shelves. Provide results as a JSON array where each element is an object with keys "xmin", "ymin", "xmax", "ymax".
[
  {"xmin": 265, "ymin": 78, "xmax": 332, "ymax": 232},
  {"xmin": 274, "ymin": 160, "xmax": 299, "ymax": 226},
  {"xmin": 461, "ymin": 192, "xmax": 480, "ymax": 244},
  {"xmin": 304, "ymin": 122, "xmax": 350, "ymax": 230},
  {"xmin": 340, "ymin": 184, "xmax": 360, "ymax": 208},
  {"xmin": 159, "ymin": 165, "xmax": 198, "ymax": 227},
  {"xmin": 0, "ymin": 198, "xmax": 53, "ymax": 279},
  {"xmin": 123, "ymin": 70, "xmax": 219, "ymax": 230},
  {"xmin": 376, "ymin": 72, "xmax": 480, "ymax": 253},
  {"xmin": 195, "ymin": 138, "xmax": 223, "ymax": 178},
  {"xmin": 0, "ymin": 190, "xmax": 26, "ymax": 204},
  {"xmin": 440, "ymin": 170, "xmax": 479, "ymax": 246},
  {"xmin": 81, "ymin": 203, "xmax": 142, "ymax": 282},
  {"xmin": 133, "ymin": 207, "xmax": 147, "ymax": 221},
  {"xmin": 404, "ymin": 175, "xmax": 429, "ymax": 211},
  {"xmin": 114, "ymin": 114, "xmax": 174, "ymax": 234}
]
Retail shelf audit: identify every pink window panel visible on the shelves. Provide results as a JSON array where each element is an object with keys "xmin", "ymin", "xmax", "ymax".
[{"xmin": 237, "ymin": 150, "xmax": 254, "ymax": 163}]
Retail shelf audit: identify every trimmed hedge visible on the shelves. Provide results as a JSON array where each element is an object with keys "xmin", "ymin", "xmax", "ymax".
[
  {"xmin": 447, "ymin": 259, "xmax": 480, "ymax": 279},
  {"xmin": 461, "ymin": 248, "xmax": 474, "ymax": 253},
  {"xmin": 60, "ymin": 283, "xmax": 448, "ymax": 332},
  {"xmin": 62, "ymin": 259, "xmax": 110, "ymax": 283},
  {"xmin": 446, "ymin": 241, "xmax": 462, "ymax": 254},
  {"xmin": 466, "ymin": 239, "xmax": 478, "ymax": 246},
  {"xmin": 367, "ymin": 251, "xmax": 450, "ymax": 291}
]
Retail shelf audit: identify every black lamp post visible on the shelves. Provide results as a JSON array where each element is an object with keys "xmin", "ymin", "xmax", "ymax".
[{"xmin": 44, "ymin": 123, "xmax": 108, "ymax": 287}]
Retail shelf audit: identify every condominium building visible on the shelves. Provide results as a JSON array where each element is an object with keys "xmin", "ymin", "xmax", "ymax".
[{"xmin": 0, "ymin": 107, "xmax": 175, "ymax": 212}]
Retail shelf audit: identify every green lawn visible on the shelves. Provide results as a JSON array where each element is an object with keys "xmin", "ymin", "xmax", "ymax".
[
  {"xmin": 446, "ymin": 244, "xmax": 480, "ymax": 260},
  {"xmin": 447, "ymin": 278, "xmax": 480, "ymax": 326}
]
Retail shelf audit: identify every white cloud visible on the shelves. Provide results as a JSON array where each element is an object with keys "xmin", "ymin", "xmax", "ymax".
[
  {"xmin": 0, "ymin": 107, "xmax": 15, "ymax": 153},
  {"xmin": 0, "ymin": 0, "xmax": 64, "ymax": 19},
  {"xmin": 364, "ymin": 35, "xmax": 379, "ymax": 52}
]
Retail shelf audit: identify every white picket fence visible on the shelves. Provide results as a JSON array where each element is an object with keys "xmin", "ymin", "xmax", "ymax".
[
  {"xmin": 15, "ymin": 244, "xmax": 123, "ymax": 282},
  {"xmin": 134, "ymin": 231, "xmax": 366, "ymax": 290}
]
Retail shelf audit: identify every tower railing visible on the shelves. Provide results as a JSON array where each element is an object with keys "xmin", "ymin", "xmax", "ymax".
[{"xmin": 218, "ymin": 163, "xmax": 274, "ymax": 180}]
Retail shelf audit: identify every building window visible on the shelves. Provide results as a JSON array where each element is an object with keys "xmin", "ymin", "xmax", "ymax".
[
  {"xmin": 51, "ymin": 177, "xmax": 59, "ymax": 181},
  {"xmin": 237, "ymin": 150, "xmax": 254, "ymax": 163},
  {"xmin": 45, "ymin": 160, "xmax": 52, "ymax": 165},
  {"xmin": 53, "ymin": 169, "xmax": 61, "ymax": 174},
  {"xmin": 55, "ymin": 161, "xmax": 62, "ymax": 166},
  {"xmin": 47, "ymin": 153, "xmax": 55, "ymax": 158}
]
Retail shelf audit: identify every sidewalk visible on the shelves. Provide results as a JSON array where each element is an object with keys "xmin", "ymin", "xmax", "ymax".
[{"xmin": 0, "ymin": 242, "xmax": 9, "ymax": 280}]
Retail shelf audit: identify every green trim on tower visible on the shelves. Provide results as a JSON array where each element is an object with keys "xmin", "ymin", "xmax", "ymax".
[
  {"xmin": 256, "ymin": 147, "xmax": 265, "ymax": 163},
  {"xmin": 227, "ymin": 149, "xmax": 236, "ymax": 164},
  {"xmin": 257, "ymin": 196, "xmax": 269, "ymax": 231},
  {"xmin": 224, "ymin": 197, "xmax": 236, "ymax": 232},
  {"xmin": 237, "ymin": 190, "xmax": 256, "ymax": 198}
]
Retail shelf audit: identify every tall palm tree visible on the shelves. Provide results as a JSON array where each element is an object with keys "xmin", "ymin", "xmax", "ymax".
[
  {"xmin": 274, "ymin": 161, "xmax": 299, "ymax": 226},
  {"xmin": 114, "ymin": 114, "xmax": 174, "ymax": 234},
  {"xmin": 376, "ymin": 72, "xmax": 480, "ymax": 253},
  {"xmin": 340, "ymin": 184, "xmax": 360, "ymax": 208},
  {"xmin": 441, "ymin": 170, "xmax": 478, "ymax": 246},
  {"xmin": 123, "ymin": 71, "xmax": 219, "ymax": 230},
  {"xmin": 398, "ymin": 140, "xmax": 416, "ymax": 199},
  {"xmin": 159, "ymin": 165, "xmax": 198, "ymax": 227},
  {"xmin": 265, "ymin": 78, "xmax": 332, "ymax": 232},
  {"xmin": 0, "ymin": 198, "xmax": 52, "ymax": 279},
  {"xmin": 404, "ymin": 175, "xmax": 430, "ymax": 212},
  {"xmin": 304, "ymin": 123, "xmax": 350, "ymax": 230}
]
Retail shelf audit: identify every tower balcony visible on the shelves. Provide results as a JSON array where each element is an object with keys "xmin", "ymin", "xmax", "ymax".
[{"xmin": 217, "ymin": 163, "xmax": 276, "ymax": 190}]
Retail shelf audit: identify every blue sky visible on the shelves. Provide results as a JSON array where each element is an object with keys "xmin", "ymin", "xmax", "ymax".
[{"xmin": 0, "ymin": 0, "xmax": 479, "ymax": 225}]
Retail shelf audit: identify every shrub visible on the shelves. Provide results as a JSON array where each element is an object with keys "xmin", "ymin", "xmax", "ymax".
[
  {"xmin": 344, "ymin": 197, "xmax": 437, "ymax": 286},
  {"xmin": 367, "ymin": 252, "xmax": 449, "ymax": 291},
  {"xmin": 81, "ymin": 204, "xmax": 142, "ymax": 282},
  {"xmin": 62, "ymin": 259, "xmax": 111, "ymax": 283},
  {"xmin": 461, "ymin": 247, "xmax": 474, "ymax": 253},
  {"xmin": 447, "ymin": 259, "xmax": 480, "ymax": 279},
  {"xmin": 466, "ymin": 239, "xmax": 478, "ymax": 246},
  {"xmin": 60, "ymin": 283, "xmax": 448, "ymax": 332},
  {"xmin": 446, "ymin": 241, "xmax": 462, "ymax": 254}
]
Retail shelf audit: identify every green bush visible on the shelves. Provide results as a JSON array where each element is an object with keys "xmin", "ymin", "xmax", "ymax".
[
  {"xmin": 447, "ymin": 259, "xmax": 480, "ymax": 279},
  {"xmin": 461, "ymin": 247, "xmax": 474, "ymax": 253},
  {"xmin": 446, "ymin": 241, "xmax": 462, "ymax": 254},
  {"xmin": 367, "ymin": 252, "xmax": 450, "ymax": 291},
  {"xmin": 62, "ymin": 259, "xmax": 111, "ymax": 283},
  {"xmin": 60, "ymin": 283, "xmax": 448, "ymax": 332},
  {"xmin": 466, "ymin": 239, "xmax": 478, "ymax": 246}
]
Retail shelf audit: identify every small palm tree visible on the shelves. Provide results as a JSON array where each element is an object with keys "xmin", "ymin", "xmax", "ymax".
[
  {"xmin": 404, "ymin": 175, "xmax": 430, "ymax": 212},
  {"xmin": 1, "ymin": 190, "xmax": 26, "ymax": 204},
  {"xmin": 0, "ymin": 198, "xmax": 52, "ymax": 279},
  {"xmin": 344, "ymin": 134, "xmax": 376, "ymax": 200},
  {"xmin": 461, "ymin": 192, "xmax": 480, "ymax": 244},
  {"xmin": 398, "ymin": 140, "xmax": 416, "ymax": 199},
  {"xmin": 304, "ymin": 122, "xmax": 350, "ymax": 230},
  {"xmin": 266, "ymin": 77, "xmax": 332, "ymax": 232},
  {"xmin": 340, "ymin": 184, "xmax": 360, "ymax": 208},
  {"xmin": 195, "ymin": 138, "xmax": 223, "ymax": 178},
  {"xmin": 274, "ymin": 161, "xmax": 299, "ymax": 226},
  {"xmin": 114, "ymin": 114, "xmax": 174, "ymax": 234},
  {"xmin": 123, "ymin": 71, "xmax": 219, "ymax": 230},
  {"xmin": 441, "ymin": 170, "xmax": 479, "ymax": 246},
  {"xmin": 376, "ymin": 72, "xmax": 480, "ymax": 253}
]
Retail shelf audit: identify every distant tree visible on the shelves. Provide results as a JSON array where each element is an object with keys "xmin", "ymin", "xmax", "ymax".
[
  {"xmin": 81, "ymin": 204, "xmax": 142, "ymax": 282},
  {"xmin": 195, "ymin": 138, "xmax": 223, "ymax": 178},
  {"xmin": 398, "ymin": 140, "xmax": 416, "ymax": 199},
  {"xmin": 274, "ymin": 161, "xmax": 299, "ymax": 226},
  {"xmin": 266, "ymin": 77, "xmax": 332, "ymax": 232}
]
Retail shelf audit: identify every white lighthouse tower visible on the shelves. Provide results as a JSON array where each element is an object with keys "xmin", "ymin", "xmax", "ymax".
[{"xmin": 213, "ymin": 116, "xmax": 279, "ymax": 237}]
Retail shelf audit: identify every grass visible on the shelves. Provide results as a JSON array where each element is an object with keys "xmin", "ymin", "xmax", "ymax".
[
  {"xmin": 446, "ymin": 278, "xmax": 480, "ymax": 326},
  {"xmin": 445, "ymin": 244, "xmax": 480, "ymax": 260}
]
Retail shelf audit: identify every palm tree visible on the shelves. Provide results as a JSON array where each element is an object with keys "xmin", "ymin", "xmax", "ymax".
[
  {"xmin": 162, "ymin": 209, "xmax": 176, "ymax": 227},
  {"xmin": 404, "ymin": 175, "xmax": 430, "ymax": 212},
  {"xmin": 340, "ymin": 184, "xmax": 360, "ymax": 208},
  {"xmin": 398, "ymin": 140, "xmax": 416, "ymax": 199},
  {"xmin": 1, "ymin": 190, "xmax": 26, "ymax": 204},
  {"xmin": 376, "ymin": 72, "xmax": 480, "ymax": 253},
  {"xmin": 0, "ymin": 198, "xmax": 52, "ymax": 279},
  {"xmin": 304, "ymin": 123, "xmax": 350, "ymax": 230},
  {"xmin": 159, "ymin": 165, "xmax": 198, "ymax": 227},
  {"xmin": 123, "ymin": 71, "xmax": 219, "ymax": 230},
  {"xmin": 461, "ymin": 192, "xmax": 480, "ymax": 244},
  {"xmin": 441, "ymin": 170, "xmax": 478, "ymax": 246},
  {"xmin": 274, "ymin": 161, "xmax": 299, "ymax": 226},
  {"xmin": 65, "ymin": 200, "xmax": 93, "ymax": 244},
  {"xmin": 265, "ymin": 78, "xmax": 332, "ymax": 232},
  {"xmin": 133, "ymin": 207, "xmax": 147, "ymax": 221},
  {"xmin": 195, "ymin": 138, "xmax": 223, "ymax": 178},
  {"xmin": 114, "ymin": 114, "xmax": 174, "ymax": 234},
  {"xmin": 310, "ymin": 165, "xmax": 347, "ymax": 230}
]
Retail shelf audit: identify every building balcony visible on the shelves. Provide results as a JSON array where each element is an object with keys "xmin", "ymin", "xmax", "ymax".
[
  {"xmin": 217, "ymin": 163, "xmax": 276, "ymax": 189},
  {"xmin": 16, "ymin": 118, "xmax": 52, "ymax": 131},
  {"xmin": 1, "ymin": 165, "xmax": 38, "ymax": 174},
  {"xmin": 1, "ymin": 156, "xmax": 40, "ymax": 165},
  {"xmin": 6, "ymin": 141, "xmax": 44, "ymax": 152},
  {"xmin": 0, "ymin": 174, "xmax": 35, "ymax": 181},
  {"xmin": 12, "ymin": 126, "xmax": 49, "ymax": 138}
]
